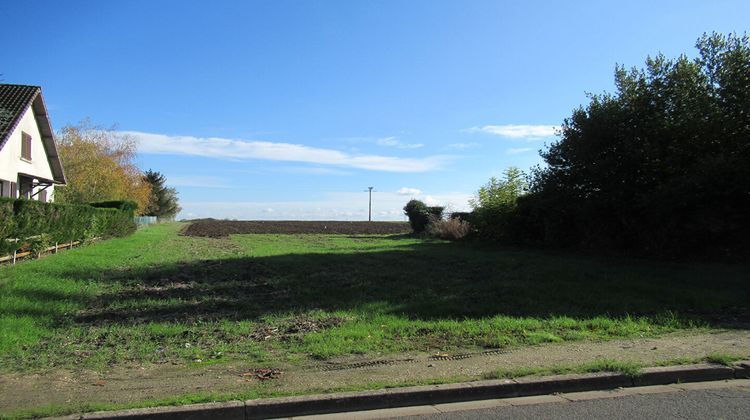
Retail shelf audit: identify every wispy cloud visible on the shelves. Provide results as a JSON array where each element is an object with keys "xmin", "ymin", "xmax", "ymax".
[
  {"xmin": 468, "ymin": 124, "xmax": 558, "ymax": 140},
  {"xmin": 506, "ymin": 147, "xmax": 535, "ymax": 155},
  {"xmin": 375, "ymin": 136, "xmax": 424, "ymax": 149},
  {"xmin": 123, "ymin": 131, "xmax": 449, "ymax": 173},
  {"xmin": 447, "ymin": 142, "xmax": 481, "ymax": 150},
  {"xmin": 396, "ymin": 187, "xmax": 422, "ymax": 195}
]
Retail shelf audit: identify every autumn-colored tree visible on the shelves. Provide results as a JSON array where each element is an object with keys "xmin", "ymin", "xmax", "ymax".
[{"xmin": 55, "ymin": 120, "xmax": 151, "ymax": 214}]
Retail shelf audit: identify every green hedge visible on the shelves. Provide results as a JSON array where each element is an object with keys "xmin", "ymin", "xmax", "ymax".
[
  {"xmin": 0, "ymin": 198, "xmax": 136, "ymax": 255},
  {"xmin": 90, "ymin": 200, "xmax": 138, "ymax": 214}
]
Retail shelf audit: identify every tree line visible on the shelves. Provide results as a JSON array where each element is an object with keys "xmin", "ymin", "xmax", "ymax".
[
  {"xmin": 54, "ymin": 120, "xmax": 180, "ymax": 219},
  {"xmin": 414, "ymin": 32, "xmax": 749, "ymax": 259}
]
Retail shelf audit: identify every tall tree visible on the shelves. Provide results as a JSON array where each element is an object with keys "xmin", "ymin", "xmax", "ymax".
[
  {"xmin": 143, "ymin": 170, "xmax": 181, "ymax": 219},
  {"xmin": 470, "ymin": 167, "xmax": 527, "ymax": 211},
  {"xmin": 56, "ymin": 119, "xmax": 152, "ymax": 213},
  {"xmin": 524, "ymin": 32, "xmax": 750, "ymax": 256},
  {"xmin": 469, "ymin": 166, "xmax": 528, "ymax": 241}
]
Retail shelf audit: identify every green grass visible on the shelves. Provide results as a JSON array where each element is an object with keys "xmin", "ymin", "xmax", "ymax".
[
  {"xmin": 481, "ymin": 352, "xmax": 750, "ymax": 382},
  {"xmin": 482, "ymin": 358, "xmax": 644, "ymax": 380},
  {"xmin": 1, "ymin": 222, "xmax": 748, "ymax": 371},
  {"xmin": 703, "ymin": 353, "xmax": 746, "ymax": 366}
]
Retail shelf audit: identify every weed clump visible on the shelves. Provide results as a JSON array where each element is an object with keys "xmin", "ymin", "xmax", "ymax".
[{"xmin": 427, "ymin": 218, "xmax": 471, "ymax": 240}]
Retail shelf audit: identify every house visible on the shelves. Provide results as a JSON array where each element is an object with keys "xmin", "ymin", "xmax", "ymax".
[{"xmin": 0, "ymin": 84, "xmax": 66, "ymax": 201}]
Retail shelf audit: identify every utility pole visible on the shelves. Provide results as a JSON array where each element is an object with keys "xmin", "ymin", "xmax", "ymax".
[{"xmin": 367, "ymin": 186, "xmax": 374, "ymax": 222}]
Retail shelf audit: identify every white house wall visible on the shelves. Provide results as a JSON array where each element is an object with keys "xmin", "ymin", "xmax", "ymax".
[{"xmin": 0, "ymin": 105, "xmax": 56, "ymax": 200}]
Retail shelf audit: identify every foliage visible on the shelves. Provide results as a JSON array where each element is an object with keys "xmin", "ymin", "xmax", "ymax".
[
  {"xmin": 55, "ymin": 120, "xmax": 152, "ymax": 214},
  {"xmin": 90, "ymin": 200, "xmax": 138, "ymax": 215},
  {"xmin": 143, "ymin": 170, "xmax": 181, "ymax": 219},
  {"xmin": 403, "ymin": 199, "xmax": 432, "ymax": 233},
  {"xmin": 449, "ymin": 212, "xmax": 475, "ymax": 225},
  {"xmin": 427, "ymin": 206, "xmax": 445, "ymax": 220},
  {"xmin": 0, "ymin": 198, "xmax": 136, "ymax": 255},
  {"xmin": 27, "ymin": 234, "xmax": 53, "ymax": 257},
  {"xmin": 90, "ymin": 207, "xmax": 137, "ymax": 238},
  {"xmin": 469, "ymin": 167, "xmax": 528, "ymax": 241},
  {"xmin": 0, "ymin": 198, "xmax": 14, "ymax": 254},
  {"xmin": 426, "ymin": 218, "xmax": 471, "ymax": 240},
  {"xmin": 470, "ymin": 167, "xmax": 527, "ymax": 210},
  {"xmin": 515, "ymin": 33, "xmax": 750, "ymax": 257}
]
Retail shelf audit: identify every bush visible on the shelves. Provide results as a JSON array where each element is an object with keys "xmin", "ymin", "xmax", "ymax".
[
  {"xmin": 0, "ymin": 198, "xmax": 136, "ymax": 255},
  {"xmin": 93, "ymin": 207, "xmax": 137, "ymax": 238},
  {"xmin": 472, "ymin": 205, "xmax": 515, "ymax": 242},
  {"xmin": 0, "ymin": 198, "xmax": 16, "ymax": 255},
  {"xmin": 427, "ymin": 218, "xmax": 472, "ymax": 240},
  {"xmin": 469, "ymin": 167, "xmax": 528, "ymax": 242},
  {"xmin": 427, "ymin": 206, "xmax": 445, "ymax": 221},
  {"xmin": 450, "ymin": 212, "xmax": 475, "ymax": 223},
  {"xmin": 403, "ymin": 199, "xmax": 431, "ymax": 233},
  {"xmin": 90, "ymin": 200, "xmax": 138, "ymax": 215}
]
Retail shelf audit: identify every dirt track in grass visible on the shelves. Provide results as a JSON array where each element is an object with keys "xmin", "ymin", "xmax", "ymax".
[
  {"xmin": 2, "ymin": 330, "xmax": 749, "ymax": 418},
  {"xmin": 181, "ymin": 220, "xmax": 412, "ymax": 237}
]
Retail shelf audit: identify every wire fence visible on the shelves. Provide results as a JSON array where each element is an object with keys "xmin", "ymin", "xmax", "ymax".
[{"xmin": 2, "ymin": 216, "xmax": 172, "ymax": 265}]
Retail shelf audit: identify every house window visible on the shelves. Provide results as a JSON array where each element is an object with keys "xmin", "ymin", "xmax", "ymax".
[
  {"xmin": 0, "ymin": 180, "xmax": 16, "ymax": 198},
  {"xmin": 21, "ymin": 132, "xmax": 32, "ymax": 160},
  {"xmin": 39, "ymin": 189, "xmax": 47, "ymax": 203}
]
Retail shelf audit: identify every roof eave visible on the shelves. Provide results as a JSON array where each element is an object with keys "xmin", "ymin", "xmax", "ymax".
[{"xmin": 31, "ymin": 93, "xmax": 67, "ymax": 185}]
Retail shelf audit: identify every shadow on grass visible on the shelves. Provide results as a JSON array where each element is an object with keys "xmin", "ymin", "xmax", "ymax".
[{"xmin": 8, "ymin": 239, "xmax": 750, "ymax": 328}]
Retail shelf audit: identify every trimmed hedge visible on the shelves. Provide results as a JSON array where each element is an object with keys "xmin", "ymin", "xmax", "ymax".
[
  {"xmin": 0, "ymin": 198, "xmax": 136, "ymax": 255},
  {"xmin": 90, "ymin": 200, "xmax": 138, "ymax": 213}
]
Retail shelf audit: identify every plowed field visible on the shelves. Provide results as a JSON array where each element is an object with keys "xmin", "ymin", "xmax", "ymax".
[{"xmin": 181, "ymin": 219, "xmax": 412, "ymax": 237}]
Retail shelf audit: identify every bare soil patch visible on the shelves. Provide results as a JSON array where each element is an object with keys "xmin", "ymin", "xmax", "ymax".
[{"xmin": 181, "ymin": 219, "xmax": 411, "ymax": 237}]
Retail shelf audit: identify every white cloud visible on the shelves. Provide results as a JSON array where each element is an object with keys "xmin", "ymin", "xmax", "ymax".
[
  {"xmin": 469, "ymin": 124, "xmax": 558, "ymax": 139},
  {"xmin": 178, "ymin": 191, "xmax": 473, "ymax": 221},
  {"xmin": 423, "ymin": 195, "xmax": 439, "ymax": 206},
  {"xmin": 447, "ymin": 142, "xmax": 481, "ymax": 150},
  {"xmin": 122, "ymin": 131, "xmax": 448, "ymax": 173},
  {"xmin": 396, "ymin": 187, "xmax": 422, "ymax": 195},
  {"xmin": 506, "ymin": 147, "xmax": 535, "ymax": 155},
  {"xmin": 375, "ymin": 136, "xmax": 424, "ymax": 149}
]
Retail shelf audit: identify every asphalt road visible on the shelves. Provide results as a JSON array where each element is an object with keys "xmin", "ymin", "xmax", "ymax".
[{"xmin": 403, "ymin": 387, "xmax": 750, "ymax": 420}]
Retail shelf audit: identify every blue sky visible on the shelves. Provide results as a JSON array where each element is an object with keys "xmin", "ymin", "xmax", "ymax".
[{"xmin": 2, "ymin": 1, "xmax": 748, "ymax": 220}]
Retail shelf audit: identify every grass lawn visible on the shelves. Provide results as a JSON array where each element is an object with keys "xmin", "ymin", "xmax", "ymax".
[{"xmin": 1, "ymin": 222, "xmax": 747, "ymax": 373}]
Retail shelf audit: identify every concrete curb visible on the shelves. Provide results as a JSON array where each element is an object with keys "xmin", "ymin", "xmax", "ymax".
[{"xmin": 63, "ymin": 360, "xmax": 749, "ymax": 419}]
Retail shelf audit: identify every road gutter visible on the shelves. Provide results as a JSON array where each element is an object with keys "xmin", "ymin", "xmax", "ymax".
[{"xmin": 58, "ymin": 360, "xmax": 750, "ymax": 419}]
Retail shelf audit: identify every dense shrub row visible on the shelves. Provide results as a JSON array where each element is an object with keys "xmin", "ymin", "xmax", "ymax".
[
  {"xmin": 469, "ymin": 33, "xmax": 750, "ymax": 259},
  {"xmin": 0, "ymin": 198, "xmax": 136, "ymax": 255}
]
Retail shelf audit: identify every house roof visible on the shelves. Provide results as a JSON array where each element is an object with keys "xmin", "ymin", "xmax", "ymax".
[{"xmin": 0, "ymin": 84, "xmax": 66, "ymax": 184}]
